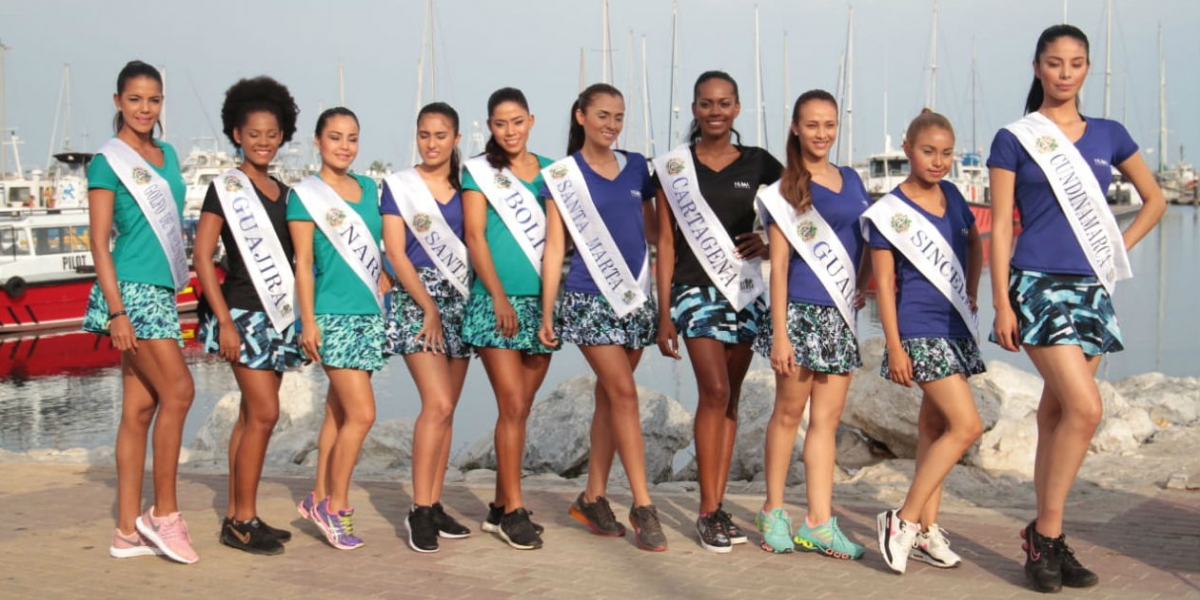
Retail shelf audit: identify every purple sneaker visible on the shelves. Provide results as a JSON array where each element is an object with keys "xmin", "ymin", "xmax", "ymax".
[
  {"xmin": 298, "ymin": 491, "xmax": 317, "ymax": 521},
  {"xmin": 313, "ymin": 498, "xmax": 364, "ymax": 550}
]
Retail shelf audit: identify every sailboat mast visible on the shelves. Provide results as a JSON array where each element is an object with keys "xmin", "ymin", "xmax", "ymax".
[
  {"xmin": 928, "ymin": 1, "xmax": 938, "ymax": 111},
  {"xmin": 1103, "ymin": 0, "xmax": 1112, "ymax": 118},
  {"xmin": 47, "ymin": 65, "xmax": 67, "ymax": 170},
  {"xmin": 754, "ymin": 5, "xmax": 764, "ymax": 149},
  {"xmin": 602, "ymin": 0, "xmax": 612, "ymax": 85},
  {"xmin": 428, "ymin": 0, "xmax": 436, "ymax": 99},
  {"xmin": 624, "ymin": 28, "xmax": 635, "ymax": 149},
  {"xmin": 846, "ymin": 5, "xmax": 854, "ymax": 167},
  {"xmin": 0, "ymin": 39, "xmax": 7, "ymax": 179},
  {"xmin": 579, "ymin": 47, "xmax": 586, "ymax": 92},
  {"xmin": 642, "ymin": 35, "xmax": 654, "ymax": 156},
  {"xmin": 159, "ymin": 65, "xmax": 167, "ymax": 140},
  {"xmin": 971, "ymin": 39, "xmax": 977, "ymax": 153},
  {"xmin": 1158, "ymin": 23, "xmax": 1167, "ymax": 172},
  {"xmin": 783, "ymin": 32, "xmax": 790, "ymax": 139},
  {"xmin": 668, "ymin": 0, "xmax": 681, "ymax": 148},
  {"xmin": 338, "ymin": 60, "xmax": 345, "ymax": 107}
]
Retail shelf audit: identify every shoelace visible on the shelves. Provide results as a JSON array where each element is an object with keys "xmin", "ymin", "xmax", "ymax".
[
  {"xmin": 595, "ymin": 497, "xmax": 619, "ymax": 529},
  {"xmin": 158, "ymin": 516, "xmax": 191, "ymax": 544},
  {"xmin": 335, "ymin": 512, "xmax": 355, "ymax": 535}
]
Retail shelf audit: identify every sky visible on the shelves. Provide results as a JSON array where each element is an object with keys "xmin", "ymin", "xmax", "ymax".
[{"xmin": 1, "ymin": 0, "xmax": 1198, "ymax": 175}]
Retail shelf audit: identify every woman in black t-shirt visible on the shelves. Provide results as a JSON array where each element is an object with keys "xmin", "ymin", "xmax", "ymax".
[
  {"xmin": 193, "ymin": 76, "xmax": 301, "ymax": 556},
  {"xmin": 654, "ymin": 71, "xmax": 782, "ymax": 554}
]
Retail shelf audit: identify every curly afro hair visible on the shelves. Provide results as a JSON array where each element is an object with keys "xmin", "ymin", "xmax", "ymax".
[{"xmin": 220, "ymin": 76, "xmax": 299, "ymax": 148}]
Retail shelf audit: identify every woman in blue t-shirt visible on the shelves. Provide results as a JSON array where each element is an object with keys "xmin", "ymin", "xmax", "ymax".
[
  {"xmin": 193, "ymin": 76, "xmax": 301, "ymax": 556},
  {"xmin": 988, "ymin": 25, "xmax": 1165, "ymax": 593},
  {"xmin": 82, "ymin": 60, "xmax": 197, "ymax": 565},
  {"xmin": 752, "ymin": 90, "xmax": 870, "ymax": 559},
  {"xmin": 380, "ymin": 102, "xmax": 474, "ymax": 553},
  {"xmin": 538, "ymin": 83, "xmax": 667, "ymax": 552},
  {"xmin": 289, "ymin": 108, "xmax": 385, "ymax": 551},
  {"xmin": 870, "ymin": 110, "xmax": 984, "ymax": 575}
]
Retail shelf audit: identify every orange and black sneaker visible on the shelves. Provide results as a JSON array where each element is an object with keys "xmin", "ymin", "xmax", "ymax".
[{"xmin": 569, "ymin": 492, "xmax": 626, "ymax": 537}]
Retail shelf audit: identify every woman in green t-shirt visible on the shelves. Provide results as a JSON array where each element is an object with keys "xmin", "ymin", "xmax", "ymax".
[
  {"xmin": 288, "ymin": 107, "xmax": 385, "ymax": 551},
  {"xmin": 82, "ymin": 60, "xmax": 197, "ymax": 565},
  {"xmin": 461, "ymin": 88, "xmax": 556, "ymax": 550}
]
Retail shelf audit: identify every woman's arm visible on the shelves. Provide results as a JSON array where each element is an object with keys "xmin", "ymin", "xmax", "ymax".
[
  {"xmin": 88, "ymin": 188, "xmax": 137, "ymax": 353},
  {"xmin": 538, "ymin": 200, "xmax": 566, "ymax": 347},
  {"xmin": 871, "ymin": 246, "xmax": 911, "ymax": 386},
  {"xmin": 382, "ymin": 213, "xmax": 444, "ymax": 352},
  {"xmin": 1115, "ymin": 152, "xmax": 1168, "ymax": 251},
  {"xmin": 988, "ymin": 167, "xmax": 1020, "ymax": 352},
  {"xmin": 654, "ymin": 188, "xmax": 680, "ymax": 359},
  {"xmin": 965, "ymin": 223, "xmax": 983, "ymax": 310},
  {"xmin": 767, "ymin": 224, "xmax": 793, "ymax": 376},
  {"xmin": 289, "ymin": 220, "xmax": 320, "ymax": 362},
  {"xmin": 463, "ymin": 189, "xmax": 516, "ymax": 337},
  {"xmin": 193, "ymin": 206, "xmax": 239, "ymax": 361}
]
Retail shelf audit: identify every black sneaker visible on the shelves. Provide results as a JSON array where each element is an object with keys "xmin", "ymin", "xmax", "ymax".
[
  {"xmin": 715, "ymin": 503, "xmax": 748, "ymax": 544},
  {"xmin": 696, "ymin": 512, "xmax": 732, "ymax": 553},
  {"xmin": 1059, "ymin": 535, "xmax": 1099, "ymax": 588},
  {"xmin": 431, "ymin": 502, "xmax": 471, "ymax": 539},
  {"xmin": 222, "ymin": 516, "xmax": 292, "ymax": 543},
  {"xmin": 1021, "ymin": 521, "xmax": 1063, "ymax": 593},
  {"xmin": 568, "ymin": 492, "xmax": 626, "ymax": 537},
  {"xmin": 406, "ymin": 505, "xmax": 440, "ymax": 553},
  {"xmin": 220, "ymin": 517, "xmax": 285, "ymax": 556},
  {"xmin": 498, "ymin": 508, "xmax": 544, "ymax": 550},
  {"xmin": 483, "ymin": 502, "xmax": 544, "ymax": 535},
  {"xmin": 629, "ymin": 504, "xmax": 667, "ymax": 552}
]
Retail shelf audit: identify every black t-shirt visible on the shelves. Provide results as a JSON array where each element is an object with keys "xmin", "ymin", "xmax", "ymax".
[
  {"xmin": 200, "ymin": 177, "xmax": 294, "ymax": 312},
  {"xmin": 658, "ymin": 145, "xmax": 783, "ymax": 287}
]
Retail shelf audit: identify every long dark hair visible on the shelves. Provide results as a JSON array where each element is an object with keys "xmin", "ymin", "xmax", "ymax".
[
  {"xmin": 1024, "ymin": 24, "xmax": 1090, "ymax": 114},
  {"xmin": 687, "ymin": 70, "xmax": 743, "ymax": 146},
  {"xmin": 220, "ymin": 76, "xmax": 299, "ymax": 148},
  {"xmin": 112, "ymin": 60, "xmax": 164, "ymax": 136},
  {"xmin": 314, "ymin": 107, "xmax": 358, "ymax": 136},
  {"xmin": 566, "ymin": 83, "xmax": 623, "ymax": 156},
  {"xmin": 780, "ymin": 90, "xmax": 837, "ymax": 214},
  {"xmin": 418, "ymin": 101, "xmax": 463, "ymax": 191},
  {"xmin": 483, "ymin": 87, "xmax": 530, "ymax": 169}
]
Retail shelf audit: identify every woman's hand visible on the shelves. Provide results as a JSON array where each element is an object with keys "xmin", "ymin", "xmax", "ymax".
[
  {"xmin": 853, "ymin": 289, "xmax": 867, "ymax": 310},
  {"xmin": 218, "ymin": 320, "xmax": 242, "ymax": 363},
  {"xmin": 734, "ymin": 231, "xmax": 769, "ymax": 260},
  {"xmin": 770, "ymin": 338, "xmax": 794, "ymax": 377},
  {"xmin": 493, "ymin": 296, "xmax": 518, "ymax": 339},
  {"xmin": 109, "ymin": 314, "xmax": 138, "ymax": 354},
  {"xmin": 417, "ymin": 311, "xmax": 445, "ymax": 354},
  {"xmin": 537, "ymin": 319, "xmax": 558, "ymax": 348},
  {"xmin": 656, "ymin": 317, "xmax": 681, "ymax": 359},
  {"xmin": 300, "ymin": 321, "xmax": 322, "ymax": 363},
  {"xmin": 886, "ymin": 344, "xmax": 914, "ymax": 387},
  {"xmin": 993, "ymin": 302, "xmax": 1021, "ymax": 353}
]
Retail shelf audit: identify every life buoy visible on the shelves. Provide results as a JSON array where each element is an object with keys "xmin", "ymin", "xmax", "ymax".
[{"xmin": 3, "ymin": 276, "xmax": 27, "ymax": 298}]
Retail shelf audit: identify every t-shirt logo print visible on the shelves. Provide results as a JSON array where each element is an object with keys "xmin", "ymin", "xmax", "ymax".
[
  {"xmin": 891, "ymin": 213, "xmax": 912, "ymax": 234},
  {"xmin": 549, "ymin": 165, "xmax": 569, "ymax": 180},
  {"xmin": 412, "ymin": 213, "xmax": 433, "ymax": 233},
  {"xmin": 131, "ymin": 167, "xmax": 152, "ymax": 185},
  {"xmin": 797, "ymin": 220, "xmax": 818, "ymax": 242},
  {"xmin": 665, "ymin": 158, "xmax": 686, "ymax": 176},
  {"xmin": 326, "ymin": 207, "xmax": 347, "ymax": 228},
  {"xmin": 223, "ymin": 175, "xmax": 243, "ymax": 192},
  {"xmin": 1035, "ymin": 135, "xmax": 1058, "ymax": 154},
  {"xmin": 494, "ymin": 173, "xmax": 512, "ymax": 189}
]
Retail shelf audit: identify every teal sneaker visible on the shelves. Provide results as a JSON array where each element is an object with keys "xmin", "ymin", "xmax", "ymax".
[
  {"xmin": 794, "ymin": 516, "xmax": 864, "ymax": 560},
  {"xmin": 755, "ymin": 508, "xmax": 794, "ymax": 553}
]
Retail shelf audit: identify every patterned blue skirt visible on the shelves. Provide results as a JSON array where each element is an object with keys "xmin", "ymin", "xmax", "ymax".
[
  {"xmin": 384, "ymin": 267, "xmax": 471, "ymax": 359},
  {"xmin": 991, "ymin": 268, "xmax": 1123, "ymax": 356},
  {"xmin": 314, "ymin": 313, "xmax": 386, "ymax": 371},
  {"xmin": 882, "ymin": 337, "xmax": 986, "ymax": 382},
  {"xmin": 555, "ymin": 290, "xmax": 657, "ymax": 349},
  {"xmin": 82, "ymin": 281, "xmax": 182, "ymax": 344},
  {"xmin": 199, "ymin": 308, "xmax": 306, "ymax": 371},
  {"xmin": 671, "ymin": 284, "xmax": 765, "ymax": 345},
  {"xmin": 461, "ymin": 293, "xmax": 557, "ymax": 354},
  {"xmin": 753, "ymin": 301, "xmax": 861, "ymax": 374}
]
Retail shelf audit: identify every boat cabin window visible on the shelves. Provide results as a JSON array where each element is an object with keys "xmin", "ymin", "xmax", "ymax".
[
  {"xmin": 869, "ymin": 158, "xmax": 910, "ymax": 178},
  {"xmin": 6, "ymin": 186, "xmax": 34, "ymax": 207},
  {"xmin": 0, "ymin": 227, "xmax": 31, "ymax": 256},
  {"xmin": 33, "ymin": 225, "xmax": 90, "ymax": 255}
]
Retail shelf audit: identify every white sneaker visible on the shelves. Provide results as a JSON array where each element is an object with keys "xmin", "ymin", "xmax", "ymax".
[
  {"xmin": 910, "ymin": 524, "xmax": 962, "ymax": 568},
  {"xmin": 877, "ymin": 509, "xmax": 919, "ymax": 574}
]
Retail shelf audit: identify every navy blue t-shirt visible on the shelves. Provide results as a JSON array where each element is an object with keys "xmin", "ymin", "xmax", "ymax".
[
  {"xmin": 379, "ymin": 181, "xmax": 464, "ymax": 270},
  {"xmin": 987, "ymin": 116, "xmax": 1138, "ymax": 276},
  {"xmin": 761, "ymin": 166, "xmax": 870, "ymax": 305},
  {"xmin": 868, "ymin": 181, "xmax": 976, "ymax": 339}
]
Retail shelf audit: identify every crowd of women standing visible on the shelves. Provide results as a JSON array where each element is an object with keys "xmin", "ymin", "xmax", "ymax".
[{"xmin": 85, "ymin": 22, "xmax": 1165, "ymax": 594}]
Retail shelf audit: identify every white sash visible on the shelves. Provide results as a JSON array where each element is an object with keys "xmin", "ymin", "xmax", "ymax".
[
  {"xmin": 1004, "ymin": 112, "xmax": 1132, "ymax": 292},
  {"xmin": 97, "ymin": 138, "xmax": 189, "ymax": 292},
  {"xmin": 862, "ymin": 193, "xmax": 979, "ymax": 340},
  {"xmin": 213, "ymin": 169, "xmax": 296, "ymax": 330},
  {"xmin": 542, "ymin": 156, "xmax": 650, "ymax": 318},
  {"xmin": 756, "ymin": 182, "xmax": 857, "ymax": 335},
  {"xmin": 464, "ymin": 156, "xmax": 546, "ymax": 277},
  {"xmin": 292, "ymin": 175, "xmax": 384, "ymax": 310},
  {"xmin": 652, "ymin": 145, "xmax": 765, "ymax": 311},
  {"xmin": 382, "ymin": 169, "xmax": 470, "ymax": 297}
]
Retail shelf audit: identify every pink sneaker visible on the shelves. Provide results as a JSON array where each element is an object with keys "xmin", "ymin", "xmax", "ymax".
[
  {"xmin": 136, "ymin": 507, "xmax": 199, "ymax": 564},
  {"xmin": 109, "ymin": 528, "xmax": 163, "ymax": 558}
]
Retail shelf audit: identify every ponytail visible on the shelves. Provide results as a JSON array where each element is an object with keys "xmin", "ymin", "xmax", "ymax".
[
  {"xmin": 566, "ymin": 83, "xmax": 623, "ymax": 156},
  {"xmin": 1024, "ymin": 24, "xmax": 1090, "ymax": 114},
  {"xmin": 483, "ymin": 87, "xmax": 530, "ymax": 169},
  {"xmin": 111, "ymin": 60, "xmax": 164, "ymax": 137},
  {"xmin": 779, "ymin": 89, "xmax": 837, "ymax": 214},
  {"xmin": 417, "ymin": 102, "xmax": 462, "ymax": 191}
]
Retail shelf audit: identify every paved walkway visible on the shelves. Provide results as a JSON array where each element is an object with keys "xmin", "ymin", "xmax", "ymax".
[{"xmin": 1, "ymin": 462, "xmax": 1197, "ymax": 599}]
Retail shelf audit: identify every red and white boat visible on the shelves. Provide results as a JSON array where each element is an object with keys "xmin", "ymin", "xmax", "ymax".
[{"xmin": 0, "ymin": 207, "xmax": 202, "ymax": 334}]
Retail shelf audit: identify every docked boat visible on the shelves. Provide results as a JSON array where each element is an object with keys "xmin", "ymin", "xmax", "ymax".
[{"xmin": 0, "ymin": 207, "xmax": 203, "ymax": 334}]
